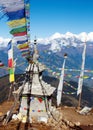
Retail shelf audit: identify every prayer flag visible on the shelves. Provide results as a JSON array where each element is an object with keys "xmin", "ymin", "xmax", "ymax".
[
  {"xmin": 77, "ymin": 43, "xmax": 86, "ymax": 95},
  {"xmin": 10, "ymin": 26, "xmax": 27, "ymax": 35},
  {"xmin": 6, "ymin": 9, "xmax": 25, "ymax": 21},
  {"xmin": 57, "ymin": 59, "xmax": 66, "ymax": 106},
  {"xmin": 7, "ymin": 40, "xmax": 15, "ymax": 82},
  {"xmin": 13, "ymin": 31, "xmax": 27, "ymax": 36},
  {"xmin": 0, "ymin": 60, "xmax": 4, "ymax": 67},
  {"xmin": 7, "ymin": 18, "xmax": 26, "ymax": 28}
]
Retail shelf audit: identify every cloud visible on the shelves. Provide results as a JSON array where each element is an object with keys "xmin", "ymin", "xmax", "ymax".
[
  {"xmin": 49, "ymin": 32, "xmax": 63, "ymax": 40},
  {"xmin": 78, "ymin": 32, "xmax": 88, "ymax": 42},
  {"xmin": 88, "ymin": 32, "xmax": 93, "ymax": 41},
  {"xmin": 0, "ymin": 37, "xmax": 10, "ymax": 47}
]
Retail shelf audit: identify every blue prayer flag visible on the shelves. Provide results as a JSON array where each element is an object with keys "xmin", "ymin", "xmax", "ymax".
[{"xmin": 6, "ymin": 9, "xmax": 25, "ymax": 21}]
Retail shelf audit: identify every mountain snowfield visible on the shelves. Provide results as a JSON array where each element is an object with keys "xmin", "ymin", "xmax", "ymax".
[
  {"xmin": 37, "ymin": 32, "xmax": 93, "ymax": 52},
  {"xmin": 37, "ymin": 32, "xmax": 93, "ymax": 43},
  {"xmin": 0, "ymin": 32, "xmax": 93, "ymax": 48}
]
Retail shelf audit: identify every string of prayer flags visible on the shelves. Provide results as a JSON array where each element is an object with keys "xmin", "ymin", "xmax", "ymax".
[
  {"xmin": 63, "ymin": 91, "xmax": 76, "ymax": 95},
  {"xmin": 47, "ymin": 67, "xmax": 93, "ymax": 80},
  {"xmin": 64, "ymin": 81, "xmax": 77, "ymax": 91},
  {"xmin": 0, "ymin": 0, "xmax": 31, "ymax": 58}
]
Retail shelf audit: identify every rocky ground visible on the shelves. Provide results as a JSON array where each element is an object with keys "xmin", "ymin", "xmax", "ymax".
[
  {"xmin": 0, "ymin": 75, "xmax": 93, "ymax": 129},
  {"xmin": 0, "ymin": 101, "xmax": 93, "ymax": 130}
]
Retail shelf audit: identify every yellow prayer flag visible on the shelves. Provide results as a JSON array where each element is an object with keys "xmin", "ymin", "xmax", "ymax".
[
  {"xmin": 17, "ymin": 42, "xmax": 29, "ymax": 49},
  {"xmin": 7, "ymin": 18, "xmax": 26, "ymax": 28},
  {"xmin": 9, "ymin": 74, "xmax": 15, "ymax": 82},
  {"xmin": 83, "ymin": 76, "xmax": 89, "ymax": 79}
]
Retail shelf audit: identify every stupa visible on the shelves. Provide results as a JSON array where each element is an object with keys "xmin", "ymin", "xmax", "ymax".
[{"xmin": 16, "ymin": 39, "xmax": 56, "ymax": 123}]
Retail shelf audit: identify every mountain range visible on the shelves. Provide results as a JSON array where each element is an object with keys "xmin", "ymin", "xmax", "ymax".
[{"xmin": 0, "ymin": 32, "xmax": 93, "ymax": 87}]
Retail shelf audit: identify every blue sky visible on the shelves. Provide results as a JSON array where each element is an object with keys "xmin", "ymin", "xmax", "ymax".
[
  {"xmin": 0, "ymin": 0, "xmax": 93, "ymax": 39},
  {"xmin": 31, "ymin": 0, "xmax": 93, "ymax": 39}
]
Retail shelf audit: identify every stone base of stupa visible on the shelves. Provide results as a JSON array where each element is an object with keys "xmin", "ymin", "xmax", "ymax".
[{"xmin": 18, "ymin": 95, "xmax": 52, "ymax": 123}]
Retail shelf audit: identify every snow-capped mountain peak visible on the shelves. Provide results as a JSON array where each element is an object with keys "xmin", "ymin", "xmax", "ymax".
[
  {"xmin": 1, "ymin": 32, "xmax": 93, "ymax": 49},
  {"xmin": 49, "ymin": 40, "xmax": 61, "ymax": 52}
]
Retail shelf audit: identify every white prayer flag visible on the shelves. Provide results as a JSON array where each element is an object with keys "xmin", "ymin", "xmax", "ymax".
[
  {"xmin": 77, "ymin": 43, "xmax": 86, "ymax": 95},
  {"xmin": 57, "ymin": 59, "xmax": 66, "ymax": 106}
]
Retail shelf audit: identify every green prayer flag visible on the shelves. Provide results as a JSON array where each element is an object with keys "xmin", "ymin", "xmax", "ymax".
[
  {"xmin": 10, "ymin": 26, "xmax": 27, "ymax": 34},
  {"xmin": 9, "ymin": 68, "xmax": 14, "ymax": 74}
]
